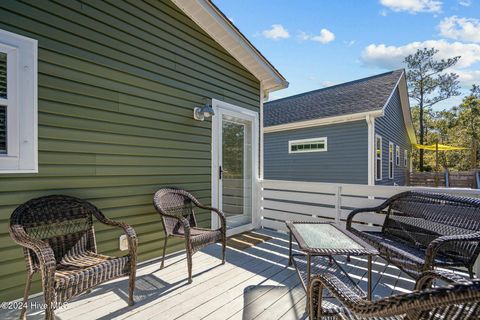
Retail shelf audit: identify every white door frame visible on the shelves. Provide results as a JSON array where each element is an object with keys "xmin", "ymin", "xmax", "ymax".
[{"xmin": 211, "ymin": 99, "xmax": 259, "ymax": 236}]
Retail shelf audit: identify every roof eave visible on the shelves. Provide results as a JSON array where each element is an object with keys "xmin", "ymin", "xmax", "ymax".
[
  {"xmin": 264, "ymin": 110, "xmax": 384, "ymax": 133},
  {"xmin": 171, "ymin": 0, "xmax": 288, "ymax": 94},
  {"xmin": 395, "ymin": 72, "xmax": 418, "ymax": 145}
]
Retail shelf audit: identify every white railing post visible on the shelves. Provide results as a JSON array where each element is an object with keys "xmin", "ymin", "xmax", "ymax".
[{"xmin": 335, "ymin": 185, "xmax": 342, "ymax": 224}]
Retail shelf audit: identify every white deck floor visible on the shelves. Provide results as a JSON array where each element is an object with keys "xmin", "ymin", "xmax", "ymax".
[{"xmin": 2, "ymin": 229, "xmax": 421, "ymax": 320}]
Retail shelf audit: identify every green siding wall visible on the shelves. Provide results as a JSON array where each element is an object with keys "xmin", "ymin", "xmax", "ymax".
[{"xmin": 0, "ymin": 0, "xmax": 260, "ymax": 302}]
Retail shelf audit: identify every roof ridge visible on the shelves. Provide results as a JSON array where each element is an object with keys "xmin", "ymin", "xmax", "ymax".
[{"xmin": 265, "ymin": 69, "xmax": 404, "ymax": 106}]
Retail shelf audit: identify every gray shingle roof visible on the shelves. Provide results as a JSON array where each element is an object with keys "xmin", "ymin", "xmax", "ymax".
[{"xmin": 264, "ymin": 70, "xmax": 404, "ymax": 127}]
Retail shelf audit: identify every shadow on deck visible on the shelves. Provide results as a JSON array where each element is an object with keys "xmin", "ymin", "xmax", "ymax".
[{"xmin": 0, "ymin": 229, "xmax": 420, "ymax": 320}]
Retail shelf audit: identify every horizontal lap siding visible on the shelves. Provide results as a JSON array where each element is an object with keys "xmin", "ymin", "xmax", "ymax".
[
  {"xmin": 264, "ymin": 121, "xmax": 368, "ymax": 184},
  {"xmin": 0, "ymin": 0, "xmax": 259, "ymax": 301},
  {"xmin": 375, "ymin": 89, "xmax": 411, "ymax": 186}
]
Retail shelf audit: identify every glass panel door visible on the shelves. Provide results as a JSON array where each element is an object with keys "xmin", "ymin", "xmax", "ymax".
[{"xmin": 220, "ymin": 112, "xmax": 254, "ymax": 230}]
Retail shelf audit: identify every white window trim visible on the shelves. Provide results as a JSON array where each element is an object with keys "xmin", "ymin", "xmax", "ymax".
[
  {"xmin": 389, "ymin": 142, "xmax": 394, "ymax": 179},
  {"xmin": 288, "ymin": 137, "xmax": 327, "ymax": 154},
  {"xmin": 404, "ymin": 149, "xmax": 408, "ymax": 168},
  {"xmin": 0, "ymin": 29, "xmax": 37, "ymax": 174},
  {"xmin": 375, "ymin": 134, "xmax": 382, "ymax": 181},
  {"xmin": 395, "ymin": 145, "xmax": 400, "ymax": 166}
]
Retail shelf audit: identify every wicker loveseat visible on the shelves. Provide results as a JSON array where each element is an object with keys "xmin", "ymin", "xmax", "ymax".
[
  {"xmin": 347, "ymin": 191, "xmax": 480, "ymax": 279},
  {"xmin": 309, "ymin": 270, "xmax": 480, "ymax": 319},
  {"xmin": 9, "ymin": 195, "xmax": 137, "ymax": 320}
]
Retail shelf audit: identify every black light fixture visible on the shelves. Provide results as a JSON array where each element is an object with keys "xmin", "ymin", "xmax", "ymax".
[{"xmin": 194, "ymin": 102, "xmax": 215, "ymax": 121}]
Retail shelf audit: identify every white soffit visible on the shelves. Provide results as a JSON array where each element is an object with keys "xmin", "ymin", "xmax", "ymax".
[{"xmin": 171, "ymin": 0, "xmax": 288, "ymax": 94}]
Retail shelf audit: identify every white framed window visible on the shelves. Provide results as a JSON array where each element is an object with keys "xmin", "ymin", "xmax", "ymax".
[
  {"xmin": 395, "ymin": 145, "xmax": 400, "ymax": 166},
  {"xmin": 0, "ymin": 29, "xmax": 37, "ymax": 173},
  {"xmin": 375, "ymin": 134, "xmax": 382, "ymax": 181},
  {"xmin": 404, "ymin": 150, "xmax": 408, "ymax": 167},
  {"xmin": 289, "ymin": 137, "xmax": 327, "ymax": 153},
  {"xmin": 388, "ymin": 142, "xmax": 394, "ymax": 179}
]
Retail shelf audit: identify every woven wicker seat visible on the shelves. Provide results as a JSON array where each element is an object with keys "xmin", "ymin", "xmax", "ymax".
[
  {"xmin": 9, "ymin": 195, "xmax": 137, "ymax": 320},
  {"xmin": 347, "ymin": 191, "xmax": 480, "ymax": 278},
  {"xmin": 153, "ymin": 188, "xmax": 226, "ymax": 283},
  {"xmin": 309, "ymin": 270, "xmax": 480, "ymax": 319}
]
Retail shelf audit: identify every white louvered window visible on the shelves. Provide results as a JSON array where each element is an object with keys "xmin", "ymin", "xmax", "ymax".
[
  {"xmin": 0, "ymin": 52, "xmax": 6, "ymax": 154},
  {"xmin": 0, "ymin": 29, "xmax": 37, "ymax": 173}
]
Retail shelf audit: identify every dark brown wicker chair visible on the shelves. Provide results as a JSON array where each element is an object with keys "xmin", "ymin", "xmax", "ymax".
[
  {"xmin": 153, "ymin": 188, "xmax": 226, "ymax": 283},
  {"xmin": 9, "ymin": 195, "xmax": 137, "ymax": 320},
  {"xmin": 309, "ymin": 270, "xmax": 480, "ymax": 319},
  {"xmin": 347, "ymin": 191, "xmax": 480, "ymax": 279}
]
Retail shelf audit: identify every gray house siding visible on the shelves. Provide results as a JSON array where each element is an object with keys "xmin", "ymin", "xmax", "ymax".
[
  {"xmin": 264, "ymin": 121, "xmax": 368, "ymax": 184},
  {"xmin": 375, "ymin": 88, "xmax": 411, "ymax": 186}
]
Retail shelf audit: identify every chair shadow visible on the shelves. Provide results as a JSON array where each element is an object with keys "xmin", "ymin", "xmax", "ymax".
[
  {"xmin": 242, "ymin": 285, "xmax": 307, "ymax": 320},
  {"xmin": 93, "ymin": 262, "xmax": 223, "ymax": 320}
]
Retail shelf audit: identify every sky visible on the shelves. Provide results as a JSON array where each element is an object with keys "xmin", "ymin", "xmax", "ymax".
[{"xmin": 213, "ymin": 0, "xmax": 480, "ymax": 110}]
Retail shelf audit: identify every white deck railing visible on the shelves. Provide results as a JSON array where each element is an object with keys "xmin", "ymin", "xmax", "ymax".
[{"xmin": 259, "ymin": 179, "xmax": 480, "ymax": 232}]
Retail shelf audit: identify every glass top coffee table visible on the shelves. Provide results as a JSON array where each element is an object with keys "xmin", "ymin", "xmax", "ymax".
[{"xmin": 286, "ymin": 221, "xmax": 379, "ymax": 300}]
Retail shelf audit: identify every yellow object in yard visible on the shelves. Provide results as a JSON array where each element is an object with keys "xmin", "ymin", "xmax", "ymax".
[{"xmin": 414, "ymin": 143, "xmax": 466, "ymax": 151}]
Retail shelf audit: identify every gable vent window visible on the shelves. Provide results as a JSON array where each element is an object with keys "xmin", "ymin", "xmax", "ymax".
[
  {"xmin": 0, "ymin": 29, "xmax": 37, "ymax": 173},
  {"xmin": 289, "ymin": 137, "xmax": 327, "ymax": 153}
]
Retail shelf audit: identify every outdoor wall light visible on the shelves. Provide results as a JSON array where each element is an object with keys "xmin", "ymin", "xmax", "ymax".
[{"xmin": 194, "ymin": 103, "xmax": 215, "ymax": 121}]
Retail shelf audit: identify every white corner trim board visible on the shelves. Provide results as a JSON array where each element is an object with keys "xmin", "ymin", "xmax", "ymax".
[{"xmin": 366, "ymin": 114, "xmax": 376, "ymax": 185}]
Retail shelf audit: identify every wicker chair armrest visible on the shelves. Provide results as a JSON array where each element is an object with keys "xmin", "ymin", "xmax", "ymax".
[
  {"xmin": 415, "ymin": 270, "xmax": 472, "ymax": 290},
  {"xmin": 93, "ymin": 212, "xmax": 138, "ymax": 255},
  {"xmin": 424, "ymin": 231, "xmax": 480, "ymax": 270},
  {"xmin": 196, "ymin": 204, "xmax": 226, "ymax": 230},
  {"xmin": 312, "ymin": 272, "xmax": 479, "ymax": 319},
  {"xmin": 9, "ymin": 225, "xmax": 56, "ymax": 271},
  {"xmin": 346, "ymin": 204, "xmax": 386, "ymax": 230},
  {"xmin": 187, "ymin": 196, "xmax": 226, "ymax": 231},
  {"xmin": 309, "ymin": 273, "xmax": 364, "ymax": 316}
]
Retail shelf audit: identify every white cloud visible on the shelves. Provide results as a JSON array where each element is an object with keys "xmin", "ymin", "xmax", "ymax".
[
  {"xmin": 379, "ymin": 0, "xmax": 442, "ymax": 13},
  {"xmin": 459, "ymin": 0, "xmax": 472, "ymax": 6},
  {"xmin": 261, "ymin": 24, "xmax": 290, "ymax": 40},
  {"xmin": 361, "ymin": 40, "xmax": 480, "ymax": 69},
  {"xmin": 299, "ymin": 28, "xmax": 335, "ymax": 44},
  {"xmin": 344, "ymin": 40, "xmax": 356, "ymax": 46},
  {"xmin": 438, "ymin": 16, "xmax": 480, "ymax": 43},
  {"xmin": 379, "ymin": 9, "xmax": 388, "ymax": 16},
  {"xmin": 321, "ymin": 81, "xmax": 336, "ymax": 87},
  {"xmin": 454, "ymin": 69, "xmax": 480, "ymax": 86}
]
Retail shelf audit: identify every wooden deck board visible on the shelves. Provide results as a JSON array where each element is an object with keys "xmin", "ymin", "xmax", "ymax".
[{"xmin": 0, "ymin": 229, "xmax": 416, "ymax": 320}]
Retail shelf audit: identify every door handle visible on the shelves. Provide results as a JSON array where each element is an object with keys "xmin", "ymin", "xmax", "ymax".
[{"xmin": 219, "ymin": 166, "xmax": 228, "ymax": 179}]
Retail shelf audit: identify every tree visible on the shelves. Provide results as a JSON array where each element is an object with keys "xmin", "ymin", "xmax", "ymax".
[
  {"xmin": 456, "ymin": 85, "xmax": 480, "ymax": 169},
  {"xmin": 404, "ymin": 48, "xmax": 461, "ymax": 171}
]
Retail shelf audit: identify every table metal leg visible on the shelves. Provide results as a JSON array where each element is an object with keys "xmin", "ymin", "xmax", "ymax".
[
  {"xmin": 367, "ymin": 255, "xmax": 372, "ymax": 301},
  {"xmin": 288, "ymin": 231, "xmax": 293, "ymax": 266}
]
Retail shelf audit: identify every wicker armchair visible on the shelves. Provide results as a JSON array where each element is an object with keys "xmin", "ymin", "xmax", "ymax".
[
  {"xmin": 153, "ymin": 188, "xmax": 226, "ymax": 283},
  {"xmin": 347, "ymin": 191, "xmax": 480, "ymax": 278},
  {"xmin": 9, "ymin": 195, "xmax": 137, "ymax": 320},
  {"xmin": 309, "ymin": 270, "xmax": 480, "ymax": 319}
]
